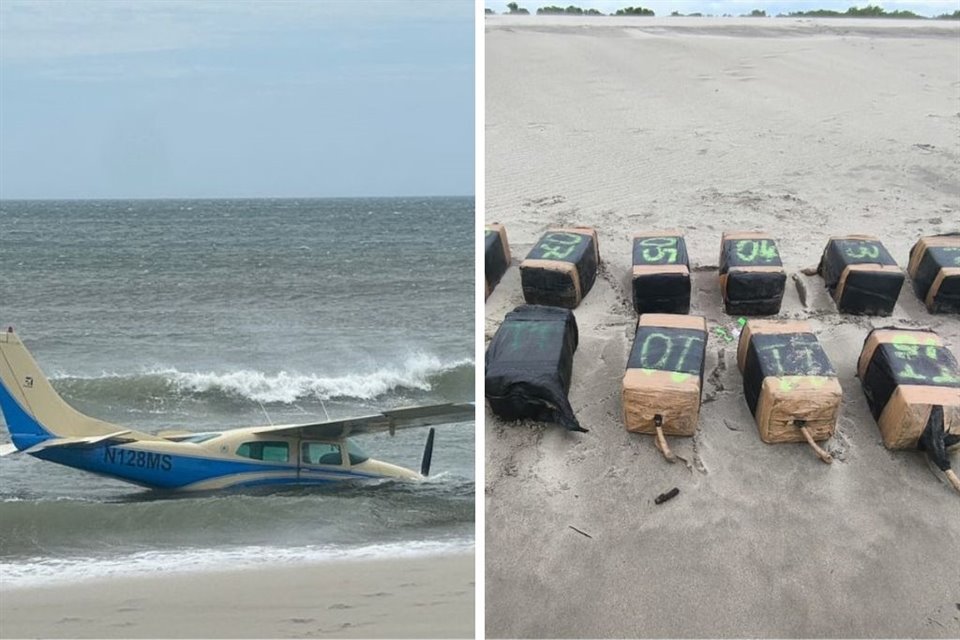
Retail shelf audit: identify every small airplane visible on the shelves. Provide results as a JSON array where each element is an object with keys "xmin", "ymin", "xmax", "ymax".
[{"xmin": 0, "ymin": 328, "xmax": 473, "ymax": 492}]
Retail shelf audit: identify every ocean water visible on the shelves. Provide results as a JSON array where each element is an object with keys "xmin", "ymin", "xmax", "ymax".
[{"xmin": 0, "ymin": 197, "xmax": 475, "ymax": 588}]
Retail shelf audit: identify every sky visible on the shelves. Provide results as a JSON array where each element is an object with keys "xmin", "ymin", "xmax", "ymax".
[
  {"xmin": 488, "ymin": 0, "xmax": 960, "ymax": 15},
  {"xmin": 0, "ymin": 0, "xmax": 475, "ymax": 199}
]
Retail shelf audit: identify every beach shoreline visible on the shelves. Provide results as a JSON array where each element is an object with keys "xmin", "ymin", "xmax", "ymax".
[
  {"xmin": 0, "ymin": 551, "xmax": 474, "ymax": 639},
  {"xmin": 485, "ymin": 16, "xmax": 960, "ymax": 639}
]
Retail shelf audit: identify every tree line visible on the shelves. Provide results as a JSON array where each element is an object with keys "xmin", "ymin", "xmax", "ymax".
[{"xmin": 488, "ymin": 4, "xmax": 960, "ymax": 19}]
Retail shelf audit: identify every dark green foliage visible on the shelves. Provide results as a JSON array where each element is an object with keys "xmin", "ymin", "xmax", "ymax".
[
  {"xmin": 747, "ymin": 9, "xmax": 766, "ymax": 17},
  {"xmin": 787, "ymin": 5, "xmax": 927, "ymax": 18},
  {"xmin": 486, "ymin": 8, "xmax": 495, "ymax": 14},
  {"xmin": 787, "ymin": 9, "xmax": 842, "ymax": 16},
  {"xmin": 614, "ymin": 6, "xmax": 655, "ymax": 16},
  {"xmin": 506, "ymin": 2, "xmax": 530, "ymax": 14},
  {"xmin": 936, "ymin": 10, "xmax": 960, "ymax": 19},
  {"xmin": 536, "ymin": 5, "xmax": 592, "ymax": 14}
]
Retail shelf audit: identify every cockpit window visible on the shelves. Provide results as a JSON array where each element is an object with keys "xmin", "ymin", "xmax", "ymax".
[
  {"xmin": 236, "ymin": 441, "xmax": 289, "ymax": 462},
  {"xmin": 347, "ymin": 439, "xmax": 369, "ymax": 465},
  {"xmin": 302, "ymin": 442, "xmax": 343, "ymax": 466}
]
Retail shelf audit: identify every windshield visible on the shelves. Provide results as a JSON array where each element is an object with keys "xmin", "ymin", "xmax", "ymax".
[{"xmin": 346, "ymin": 439, "xmax": 369, "ymax": 465}]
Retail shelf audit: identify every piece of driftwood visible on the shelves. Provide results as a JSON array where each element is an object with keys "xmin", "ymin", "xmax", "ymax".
[{"xmin": 654, "ymin": 487, "xmax": 680, "ymax": 504}]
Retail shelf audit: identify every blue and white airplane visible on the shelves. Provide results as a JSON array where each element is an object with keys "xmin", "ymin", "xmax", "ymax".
[{"xmin": 0, "ymin": 328, "xmax": 473, "ymax": 491}]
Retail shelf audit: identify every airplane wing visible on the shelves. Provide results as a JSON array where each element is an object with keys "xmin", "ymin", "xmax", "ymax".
[
  {"xmin": 249, "ymin": 402, "xmax": 475, "ymax": 440},
  {"xmin": 19, "ymin": 430, "xmax": 136, "ymax": 454}
]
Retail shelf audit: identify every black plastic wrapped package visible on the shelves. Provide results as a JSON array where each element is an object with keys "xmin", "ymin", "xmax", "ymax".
[
  {"xmin": 631, "ymin": 231, "xmax": 691, "ymax": 314},
  {"xmin": 907, "ymin": 234, "xmax": 960, "ymax": 314},
  {"xmin": 736, "ymin": 319, "xmax": 842, "ymax": 444},
  {"xmin": 520, "ymin": 227, "xmax": 600, "ymax": 309},
  {"xmin": 485, "ymin": 305, "xmax": 584, "ymax": 432},
  {"xmin": 718, "ymin": 232, "xmax": 786, "ymax": 316},
  {"xmin": 857, "ymin": 328, "xmax": 960, "ymax": 469},
  {"xmin": 817, "ymin": 235, "xmax": 903, "ymax": 315}
]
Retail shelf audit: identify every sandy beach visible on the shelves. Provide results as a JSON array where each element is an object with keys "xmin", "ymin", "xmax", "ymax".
[
  {"xmin": 0, "ymin": 552, "xmax": 473, "ymax": 639},
  {"xmin": 485, "ymin": 16, "xmax": 960, "ymax": 639}
]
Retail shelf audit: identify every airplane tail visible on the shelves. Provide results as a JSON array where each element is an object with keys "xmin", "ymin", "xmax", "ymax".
[{"xmin": 0, "ymin": 328, "xmax": 127, "ymax": 451}]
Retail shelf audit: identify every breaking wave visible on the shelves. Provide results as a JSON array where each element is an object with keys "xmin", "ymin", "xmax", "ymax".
[
  {"xmin": 0, "ymin": 537, "xmax": 475, "ymax": 589},
  {"xmin": 50, "ymin": 355, "xmax": 473, "ymax": 405}
]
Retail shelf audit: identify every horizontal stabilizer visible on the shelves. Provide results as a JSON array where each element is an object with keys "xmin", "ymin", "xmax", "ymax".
[
  {"xmin": 251, "ymin": 402, "xmax": 475, "ymax": 440},
  {"xmin": 22, "ymin": 430, "xmax": 134, "ymax": 454}
]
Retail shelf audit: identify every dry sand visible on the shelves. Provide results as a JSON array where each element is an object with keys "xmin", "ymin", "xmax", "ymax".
[
  {"xmin": 0, "ymin": 552, "xmax": 474, "ymax": 639},
  {"xmin": 485, "ymin": 16, "xmax": 960, "ymax": 639}
]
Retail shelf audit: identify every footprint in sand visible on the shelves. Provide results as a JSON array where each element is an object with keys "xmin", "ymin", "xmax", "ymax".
[{"xmin": 327, "ymin": 603, "xmax": 352, "ymax": 610}]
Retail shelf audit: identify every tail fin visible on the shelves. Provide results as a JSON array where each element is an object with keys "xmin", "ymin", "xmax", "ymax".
[{"xmin": 0, "ymin": 328, "xmax": 128, "ymax": 450}]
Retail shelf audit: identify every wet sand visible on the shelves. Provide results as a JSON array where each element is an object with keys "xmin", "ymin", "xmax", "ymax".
[
  {"xmin": 0, "ymin": 552, "xmax": 474, "ymax": 639},
  {"xmin": 485, "ymin": 16, "xmax": 960, "ymax": 639}
]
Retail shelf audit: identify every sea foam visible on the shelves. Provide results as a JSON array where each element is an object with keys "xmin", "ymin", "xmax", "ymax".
[
  {"xmin": 50, "ymin": 354, "xmax": 473, "ymax": 404},
  {"xmin": 0, "ymin": 537, "xmax": 475, "ymax": 590}
]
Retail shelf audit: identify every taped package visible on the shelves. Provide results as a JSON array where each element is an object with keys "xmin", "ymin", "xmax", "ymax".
[
  {"xmin": 520, "ymin": 227, "xmax": 600, "ymax": 309},
  {"xmin": 631, "ymin": 231, "xmax": 691, "ymax": 314},
  {"xmin": 719, "ymin": 232, "xmax": 786, "ymax": 316},
  {"xmin": 858, "ymin": 328, "xmax": 960, "ymax": 493},
  {"xmin": 907, "ymin": 234, "xmax": 960, "ymax": 314},
  {"xmin": 484, "ymin": 304, "xmax": 584, "ymax": 432},
  {"xmin": 622, "ymin": 314, "xmax": 707, "ymax": 461},
  {"xmin": 737, "ymin": 319, "xmax": 841, "ymax": 461},
  {"xmin": 817, "ymin": 235, "xmax": 903, "ymax": 315}
]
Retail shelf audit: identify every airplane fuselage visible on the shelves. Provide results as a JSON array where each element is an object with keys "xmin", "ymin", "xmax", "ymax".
[{"xmin": 28, "ymin": 433, "xmax": 420, "ymax": 491}]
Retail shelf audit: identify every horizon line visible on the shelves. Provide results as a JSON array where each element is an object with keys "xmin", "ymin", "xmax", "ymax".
[{"xmin": 0, "ymin": 194, "xmax": 475, "ymax": 202}]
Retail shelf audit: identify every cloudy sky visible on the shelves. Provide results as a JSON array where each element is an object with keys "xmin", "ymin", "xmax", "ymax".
[
  {"xmin": 487, "ymin": 0, "xmax": 959, "ymax": 15},
  {"xmin": 0, "ymin": 0, "xmax": 475, "ymax": 199}
]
